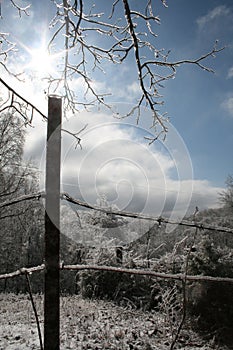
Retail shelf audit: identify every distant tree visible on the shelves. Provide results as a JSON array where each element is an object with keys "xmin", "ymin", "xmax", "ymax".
[
  {"xmin": 0, "ymin": 112, "xmax": 38, "ymax": 217},
  {"xmin": 219, "ymin": 175, "xmax": 233, "ymax": 209},
  {"xmin": 0, "ymin": 113, "xmax": 26, "ymax": 199},
  {"xmin": 0, "ymin": 112, "xmax": 44, "ymax": 292}
]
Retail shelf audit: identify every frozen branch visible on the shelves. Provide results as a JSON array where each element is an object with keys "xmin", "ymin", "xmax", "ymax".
[
  {"xmin": 122, "ymin": 0, "xmax": 167, "ymax": 133},
  {"xmin": 1, "ymin": 263, "xmax": 233, "ymax": 285},
  {"xmin": 63, "ymin": 264, "xmax": 233, "ymax": 284},
  {"xmin": 10, "ymin": 0, "xmax": 30, "ymax": 17},
  {"xmin": 0, "ymin": 264, "xmax": 45, "ymax": 280},
  {"xmin": 1, "ymin": 1, "xmax": 225, "ymax": 138},
  {"xmin": 0, "ymin": 78, "xmax": 86, "ymax": 146},
  {"xmin": 0, "ymin": 77, "xmax": 47, "ymax": 122}
]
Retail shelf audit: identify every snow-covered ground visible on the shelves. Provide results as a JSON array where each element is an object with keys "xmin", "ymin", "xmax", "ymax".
[{"xmin": 0, "ymin": 293, "xmax": 226, "ymax": 349}]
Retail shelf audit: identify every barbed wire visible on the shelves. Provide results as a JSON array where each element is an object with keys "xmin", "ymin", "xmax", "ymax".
[
  {"xmin": 0, "ymin": 191, "xmax": 44, "ymax": 209},
  {"xmin": 62, "ymin": 192, "xmax": 233, "ymax": 234},
  {"xmin": 1, "ymin": 190, "xmax": 233, "ymax": 234}
]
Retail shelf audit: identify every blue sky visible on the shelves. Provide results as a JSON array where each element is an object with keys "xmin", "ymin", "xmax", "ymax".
[
  {"xmin": 155, "ymin": 0, "xmax": 233, "ymax": 186},
  {"xmin": 0, "ymin": 0, "xmax": 233, "ymax": 220}
]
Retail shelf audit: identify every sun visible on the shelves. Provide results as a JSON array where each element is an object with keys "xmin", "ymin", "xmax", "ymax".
[{"xmin": 27, "ymin": 46, "xmax": 55, "ymax": 77}]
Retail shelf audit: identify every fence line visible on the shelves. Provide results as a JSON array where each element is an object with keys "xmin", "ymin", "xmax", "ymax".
[
  {"xmin": 1, "ymin": 191, "xmax": 233, "ymax": 234},
  {"xmin": 1, "ymin": 263, "xmax": 233, "ymax": 284},
  {"xmin": 0, "ymin": 264, "xmax": 45, "ymax": 280},
  {"xmin": 62, "ymin": 192, "xmax": 233, "ymax": 234},
  {"xmin": 1, "ymin": 260, "xmax": 233, "ymax": 350},
  {"xmin": 63, "ymin": 264, "xmax": 233, "ymax": 284}
]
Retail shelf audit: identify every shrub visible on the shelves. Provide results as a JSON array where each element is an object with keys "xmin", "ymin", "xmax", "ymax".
[
  {"xmin": 187, "ymin": 234, "xmax": 233, "ymax": 346},
  {"xmin": 78, "ymin": 249, "xmax": 162, "ymax": 310}
]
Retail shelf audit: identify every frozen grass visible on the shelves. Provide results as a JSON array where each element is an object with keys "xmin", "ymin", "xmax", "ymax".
[{"xmin": 0, "ymin": 293, "xmax": 227, "ymax": 349}]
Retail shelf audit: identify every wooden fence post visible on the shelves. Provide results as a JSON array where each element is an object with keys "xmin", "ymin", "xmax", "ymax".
[{"xmin": 44, "ymin": 96, "xmax": 62, "ymax": 350}]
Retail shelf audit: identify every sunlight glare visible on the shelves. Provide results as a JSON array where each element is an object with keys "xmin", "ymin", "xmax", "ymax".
[{"xmin": 27, "ymin": 46, "xmax": 55, "ymax": 76}]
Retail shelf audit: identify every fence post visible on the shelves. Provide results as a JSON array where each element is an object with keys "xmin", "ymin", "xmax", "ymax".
[{"xmin": 44, "ymin": 96, "xmax": 62, "ymax": 350}]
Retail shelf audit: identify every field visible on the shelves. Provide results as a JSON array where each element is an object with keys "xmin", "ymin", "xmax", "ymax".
[{"xmin": 0, "ymin": 293, "xmax": 227, "ymax": 350}]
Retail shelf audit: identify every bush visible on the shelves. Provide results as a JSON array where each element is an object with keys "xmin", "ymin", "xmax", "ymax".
[
  {"xmin": 78, "ymin": 249, "xmax": 162, "ymax": 310},
  {"xmin": 187, "ymin": 234, "xmax": 233, "ymax": 346},
  {"xmin": 80, "ymin": 268, "xmax": 163, "ymax": 310}
]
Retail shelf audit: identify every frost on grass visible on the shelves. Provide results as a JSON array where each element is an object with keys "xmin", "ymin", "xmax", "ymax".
[{"xmin": 0, "ymin": 293, "xmax": 225, "ymax": 350}]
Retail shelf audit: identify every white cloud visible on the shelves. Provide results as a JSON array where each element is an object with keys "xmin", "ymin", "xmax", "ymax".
[
  {"xmin": 197, "ymin": 5, "xmax": 231, "ymax": 30},
  {"xmin": 126, "ymin": 82, "xmax": 141, "ymax": 100},
  {"xmin": 46, "ymin": 110, "xmax": 223, "ymax": 222},
  {"xmin": 227, "ymin": 67, "xmax": 233, "ymax": 79},
  {"xmin": 109, "ymin": 81, "xmax": 141, "ymax": 103},
  {"xmin": 221, "ymin": 94, "xmax": 233, "ymax": 117},
  {"xmin": 191, "ymin": 180, "xmax": 222, "ymax": 209},
  {"xmin": 20, "ymin": 100, "xmax": 223, "ymax": 222}
]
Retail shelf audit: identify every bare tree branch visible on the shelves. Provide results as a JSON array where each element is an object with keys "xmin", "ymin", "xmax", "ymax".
[
  {"xmin": 1, "ymin": 263, "xmax": 233, "ymax": 285},
  {"xmin": 0, "ymin": 1, "xmax": 225, "ymax": 138},
  {"xmin": 62, "ymin": 264, "xmax": 233, "ymax": 284},
  {"xmin": 0, "ymin": 78, "xmax": 86, "ymax": 146},
  {"xmin": 0, "ymin": 264, "xmax": 45, "ymax": 280},
  {"xmin": 9, "ymin": 0, "xmax": 30, "ymax": 17},
  {"xmin": 0, "ymin": 77, "xmax": 47, "ymax": 122},
  {"xmin": 122, "ymin": 0, "xmax": 167, "ymax": 133}
]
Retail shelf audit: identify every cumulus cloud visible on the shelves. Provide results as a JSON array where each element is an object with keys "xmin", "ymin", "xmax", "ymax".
[
  {"xmin": 125, "ymin": 82, "xmax": 141, "ymax": 101},
  {"xmin": 196, "ymin": 5, "xmax": 231, "ymax": 30},
  {"xmin": 23, "ymin": 104, "xmax": 223, "ymax": 221},
  {"xmin": 221, "ymin": 94, "xmax": 233, "ymax": 117},
  {"xmin": 40, "ymin": 108, "xmax": 222, "ymax": 221},
  {"xmin": 227, "ymin": 67, "xmax": 233, "ymax": 79}
]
